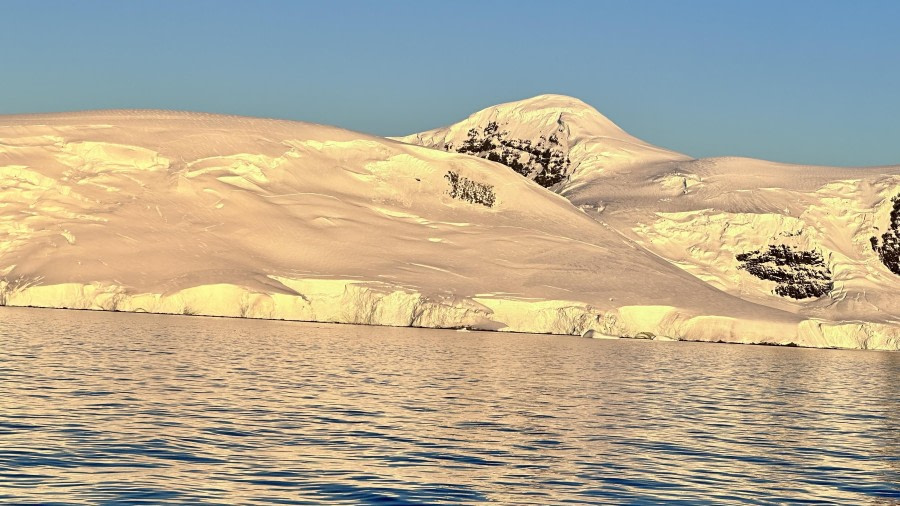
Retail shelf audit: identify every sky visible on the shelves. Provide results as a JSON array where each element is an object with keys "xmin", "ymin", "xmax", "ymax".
[{"xmin": 1, "ymin": 0, "xmax": 899, "ymax": 167}]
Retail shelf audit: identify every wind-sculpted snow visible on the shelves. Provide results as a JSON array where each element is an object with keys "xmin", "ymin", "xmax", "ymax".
[{"xmin": 1, "ymin": 107, "xmax": 899, "ymax": 350}]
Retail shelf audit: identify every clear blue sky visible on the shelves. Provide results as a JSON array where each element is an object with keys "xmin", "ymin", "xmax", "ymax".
[{"xmin": 2, "ymin": 0, "xmax": 899, "ymax": 166}]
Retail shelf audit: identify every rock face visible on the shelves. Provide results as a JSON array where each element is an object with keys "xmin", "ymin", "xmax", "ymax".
[
  {"xmin": 444, "ymin": 171, "xmax": 496, "ymax": 207},
  {"xmin": 871, "ymin": 194, "xmax": 900, "ymax": 275},
  {"xmin": 736, "ymin": 245, "xmax": 832, "ymax": 299},
  {"xmin": 451, "ymin": 121, "xmax": 570, "ymax": 188}
]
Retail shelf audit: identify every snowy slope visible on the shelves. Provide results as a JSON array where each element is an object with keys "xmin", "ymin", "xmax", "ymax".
[
  {"xmin": 402, "ymin": 95, "xmax": 900, "ymax": 349},
  {"xmin": 0, "ymin": 109, "xmax": 897, "ymax": 349}
]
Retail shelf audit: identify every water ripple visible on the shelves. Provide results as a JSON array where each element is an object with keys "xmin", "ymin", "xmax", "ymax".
[{"xmin": 0, "ymin": 307, "xmax": 897, "ymax": 504}]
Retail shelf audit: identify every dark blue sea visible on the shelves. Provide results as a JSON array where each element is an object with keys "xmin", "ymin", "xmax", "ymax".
[{"xmin": 1, "ymin": 306, "xmax": 897, "ymax": 504}]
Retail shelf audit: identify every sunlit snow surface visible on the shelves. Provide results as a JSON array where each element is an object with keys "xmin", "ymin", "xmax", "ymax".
[{"xmin": 1, "ymin": 101, "xmax": 899, "ymax": 349}]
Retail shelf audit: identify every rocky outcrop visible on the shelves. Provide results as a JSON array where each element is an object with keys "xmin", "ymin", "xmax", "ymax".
[
  {"xmin": 447, "ymin": 121, "xmax": 570, "ymax": 188},
  {"xmin": 444, "ymin": 171, "xmax": 496, "ymax": 207},
  {"xmin": 736, "ymin": 245, "xmax": 833, "ymax": 299},
  {"xmin": 871, "ymin": 194, "xmax": 900, "ymax": 275}
]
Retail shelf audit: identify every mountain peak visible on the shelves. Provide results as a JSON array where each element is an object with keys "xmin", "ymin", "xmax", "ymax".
[
  {"xmin": 470, "ymin": 94, "xmax": 624, "ymax": 136},
  {"xmin": 496, "ymin": 94, "xmax": 593, "ymax": 110},
  {"xmin": 397, "ymin": 95, "xmax": 687, "ymax": 189}
]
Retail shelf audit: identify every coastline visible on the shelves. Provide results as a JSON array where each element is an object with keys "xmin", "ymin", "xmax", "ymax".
[{"xmin": 3, "ymin": 283, "xmax": 897, "ymax": 351}]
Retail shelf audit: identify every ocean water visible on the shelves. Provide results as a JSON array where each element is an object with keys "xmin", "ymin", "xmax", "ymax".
[{"xmin": 0, "ymin": 306, "xmax": 897, "ymax": 504}]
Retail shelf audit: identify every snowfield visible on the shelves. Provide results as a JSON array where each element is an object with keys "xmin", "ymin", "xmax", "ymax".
[{"xmin": 1, "ymin": 99, "xmax": 898, "ymax": 350}]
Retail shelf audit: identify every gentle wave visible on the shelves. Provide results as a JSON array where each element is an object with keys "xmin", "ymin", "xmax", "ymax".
[{"xmin": 1, "ymin": 307, "xmax": 897, "ymax": 504}]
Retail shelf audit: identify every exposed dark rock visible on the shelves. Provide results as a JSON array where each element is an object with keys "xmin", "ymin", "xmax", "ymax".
[
  {"xmin": 736, "ymin": 245, "xmax": 833, "ymax": 299},
  {"xmin": 444, "ymin": 171, "xmax": 495, "ymax": 207},
  {"xmin": 871, "ymin": 194, "xmax": 900, "ymax": 276},
  {"xmin": 450, "ymin": 121, "xmax": 570, "ymax": 188}
]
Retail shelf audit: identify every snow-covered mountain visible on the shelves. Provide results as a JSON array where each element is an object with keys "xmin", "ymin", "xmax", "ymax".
[
  {"xmin": 396, "ymin": 94, "xmax": 688, "ymax": 190},
  {"xmin": 402, "ymin": 95, "xmax": 900, "ymax": 347},
  {"xmin": 0, "ymin": 106, "xmax": 898, "ymax": 349}
]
